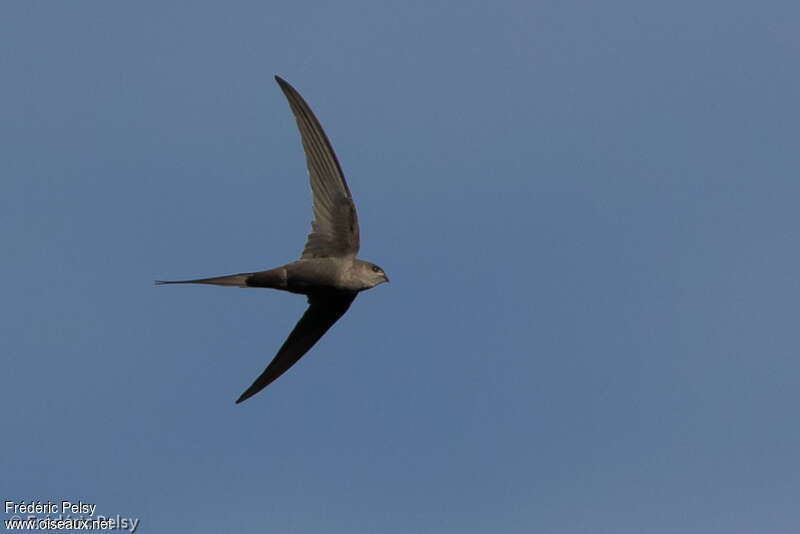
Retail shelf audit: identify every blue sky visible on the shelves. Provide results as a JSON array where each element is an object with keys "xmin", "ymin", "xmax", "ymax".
[{"xmin": 2, "ymin": 1, "xmax": 799, "ymax": 532}]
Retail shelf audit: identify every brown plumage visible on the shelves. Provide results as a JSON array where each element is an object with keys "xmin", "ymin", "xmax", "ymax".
[{"xmin": 157, "ymin": 76, "xmax": 388, "ymax": 403}]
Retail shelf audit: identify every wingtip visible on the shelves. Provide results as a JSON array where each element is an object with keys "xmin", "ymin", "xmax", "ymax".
[
  {"xmin": 236, "ymin": 377, "xmax": 270, "ymax": 404},
  {"xmin": 274, "ymin": 75, "xmax": 298, "ymax": 97}
]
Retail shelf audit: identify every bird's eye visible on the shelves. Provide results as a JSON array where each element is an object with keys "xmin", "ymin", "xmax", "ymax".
[{"xmin": 371, "ymin": 265, "xmax": 380, "ymax": 273}]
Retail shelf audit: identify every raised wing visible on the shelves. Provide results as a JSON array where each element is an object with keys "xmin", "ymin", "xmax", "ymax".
[
  {"xmin": 235, "ymin": 293, "xmax": 356, "ymax": 403},
  {"xmin": 275, "ymin": 76, "xmax": 360, "ymax": 259}
]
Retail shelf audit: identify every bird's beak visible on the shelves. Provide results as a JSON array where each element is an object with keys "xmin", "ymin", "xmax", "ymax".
[{"xmin": 383, "ymin": 274, "xmax": 390, "ymax": 283}]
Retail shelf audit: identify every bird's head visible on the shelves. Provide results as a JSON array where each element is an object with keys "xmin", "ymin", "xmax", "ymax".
[{"xmin": 355, "ymin": 261, "xmax": 389, "ymax": 289}]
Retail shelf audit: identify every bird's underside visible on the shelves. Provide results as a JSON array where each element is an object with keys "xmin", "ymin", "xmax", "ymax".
[{"xmin": 157, "ymin": 76, "xmax": 388, "ymax": 403}]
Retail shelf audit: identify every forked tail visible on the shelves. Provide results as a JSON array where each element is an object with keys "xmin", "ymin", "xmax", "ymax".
[{"xmin": 154, "ymin": 273, "xmax": 252, "ymax": 288}]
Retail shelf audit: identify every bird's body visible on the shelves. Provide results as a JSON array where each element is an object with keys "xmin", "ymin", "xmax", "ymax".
[
  {"xmin": 157, "ymin": 76, "xmax": 388, "ymax": 403},
  {"xmin": 159, "ymin": 258, "xmax": 379, "ymax": 294}
]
